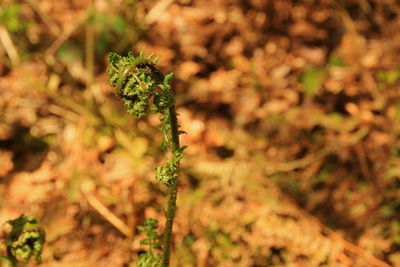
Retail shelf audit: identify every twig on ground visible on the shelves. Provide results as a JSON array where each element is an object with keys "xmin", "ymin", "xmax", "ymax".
[
  {"xmin": 26, "ymin": 0, "xmax": 61, "ymax": 36},
  {"xmin": 0, "ymin": 25, "xmax": 20, "ymax": 66},
  {"xmin": 83, "ymin": 189, "xmax": 132, "ymax": 237}
]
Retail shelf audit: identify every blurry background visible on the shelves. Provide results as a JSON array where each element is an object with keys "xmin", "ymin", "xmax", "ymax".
[{"xmin": 0, "ymin": 0, "xmax": 400, "ymax": 266}]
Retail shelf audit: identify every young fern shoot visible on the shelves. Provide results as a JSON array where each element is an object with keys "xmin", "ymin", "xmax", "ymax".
[
  {"xmin": 107, "ymin": 52, "xmax": 186, "ymax": 266},
  {"xmin": 136, "ymin": 218, "xmax": 162, "ymax": 267},
  {"xmin": 0, "ymin": 215, "xmax": 45, "ymax": 267}
]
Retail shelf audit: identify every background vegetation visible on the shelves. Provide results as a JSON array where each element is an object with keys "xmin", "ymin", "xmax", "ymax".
[{"xmin": 1, "ymin": 0, "xmax": 400, "ymax": 266}]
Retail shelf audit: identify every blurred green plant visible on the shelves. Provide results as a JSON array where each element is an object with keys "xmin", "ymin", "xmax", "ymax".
[
  {"xmin": 300, "ymin": 55, "xmax": 347, "ymax": 98},
  {"xmin": 377, "ymin": 69, "xmax": 400, "ymax": 85},
  {"xmin": 208, "ymin": 231, "xmax": 236, "ymax": 261},
  {"xmin": 0, "ymin": 215, "xmax": 45, "ymax": 267},
  {"xmin": 0, "ymin": 5, "xmax": 27, "ymax": 33},
  {"xmin": 56, "ymin": 42, "xmax": 84, "ymax": 63},
  {"xmin": 107, "ymin": 51, "xmax": 186, "ymax": 266},
  {"xmin": 327, "ymin": 55, "xmax": 347, "ymax": 67},
  {"xmin": 89, "ymin": 13, "xmax": 127, "ymax": 54},
  {"xmin": 300, "ymin": 67, "xmax": 325, "ymax": 98}
]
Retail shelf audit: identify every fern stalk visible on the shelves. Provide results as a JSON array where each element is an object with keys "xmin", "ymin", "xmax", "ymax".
[
  {"xmin": 107, "ymin": 51, "xmax": 185, "ymax": 266},
  {"xmin": 161, "ymin": 105, "xmax": 180, "ymax": 266}
]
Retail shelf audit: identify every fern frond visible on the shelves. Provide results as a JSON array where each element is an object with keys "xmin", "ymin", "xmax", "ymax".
[{"xmin": 136, "ymin": 218, "xmax": 162, "ymax": 267}]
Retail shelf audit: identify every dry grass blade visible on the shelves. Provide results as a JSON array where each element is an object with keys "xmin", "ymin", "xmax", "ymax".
[
  {"xmin": 83, "ymin": 189, "xmax": 132, "ymax": 238},
  {"xmin": 0, "ymin": 25, "xmax": 20, "ymax": 66}
]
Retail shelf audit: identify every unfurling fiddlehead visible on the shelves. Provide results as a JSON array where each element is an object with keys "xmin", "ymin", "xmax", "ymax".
[
  {"xmin": 107, "ymin": 51, "xmax": 186, "ymax": 266},
  {"xmin": 1, "ymin": 215, "xmax": 45, "ymax": 267},
  {"xmin": 108, "ymin": 52, "xmax": 171, "ymax": 119}
]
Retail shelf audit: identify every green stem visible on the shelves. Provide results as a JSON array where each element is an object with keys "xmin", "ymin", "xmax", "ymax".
[
  {"xmin": 161, "ymin": 105, "xmax": 181, "ymax": 267},
  {"xmin": 0, "ymin": 255, "xmax": 14, "ymax": 267}
]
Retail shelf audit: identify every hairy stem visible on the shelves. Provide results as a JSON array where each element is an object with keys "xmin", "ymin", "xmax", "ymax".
[
  {"xmin": 0, "ymin": 255, "xmax": 14, "ymax": 267},
  {"xmin": 162, "ymin": 105, "xmax": 181, "ymax": 266},
  {"xmin": 6, "ymin": 247, "xmax": 16, "ymax": 267}
]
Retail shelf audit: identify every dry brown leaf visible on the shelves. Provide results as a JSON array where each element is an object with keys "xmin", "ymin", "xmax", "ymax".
[{"xmin": 0, "ymin": 150, "xmax": 13, "ymax": 177}]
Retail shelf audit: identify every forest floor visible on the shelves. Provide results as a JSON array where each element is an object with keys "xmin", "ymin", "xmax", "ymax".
[{"xmin": 1, "ymin": 0, "xmax": 400, "ymax": 266}]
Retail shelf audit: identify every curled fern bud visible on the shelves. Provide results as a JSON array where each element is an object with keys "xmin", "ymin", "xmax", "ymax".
[
  {"xmin": 107, "ymin": 52, "xmax": 172, "ymax": 118},
  {"xmin": 155, "ymin": 163, "xmax": 175, "ymax": 187},
  {"xmin": 4, "ymin": 215, "xmax": 45, "ymax": 262}
]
